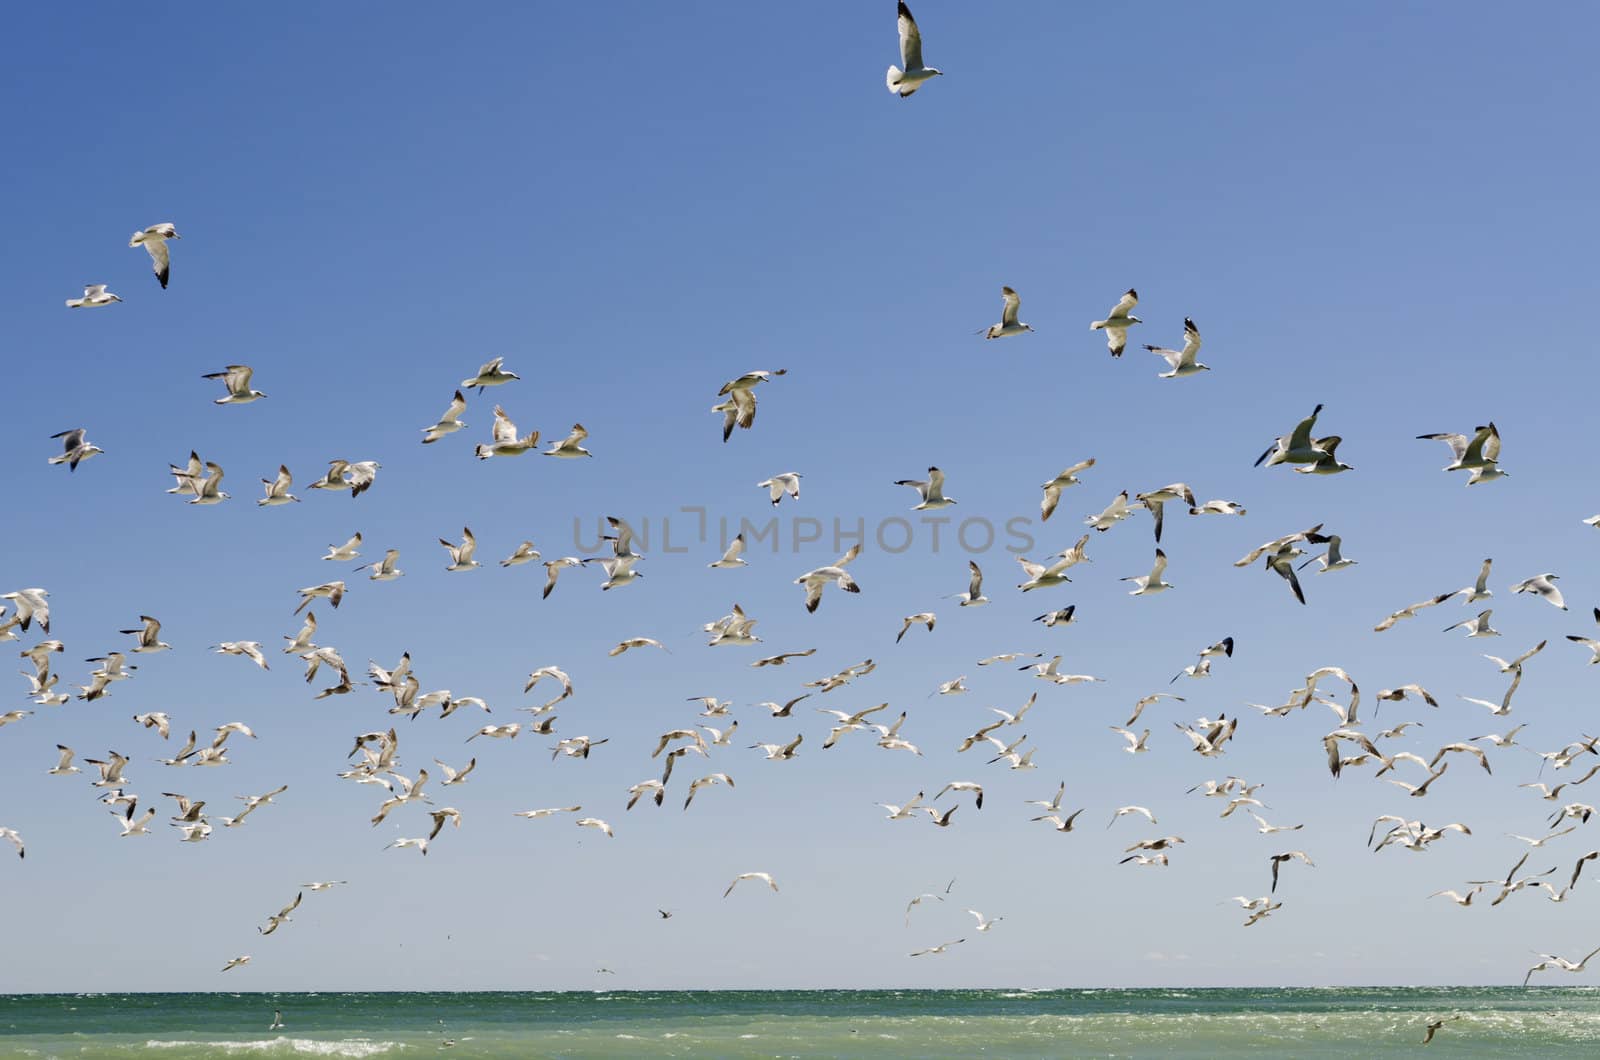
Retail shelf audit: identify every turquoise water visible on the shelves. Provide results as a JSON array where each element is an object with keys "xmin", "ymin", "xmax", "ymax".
[{"xmin": 1, "ymin": 988, "xmax": 1596, "ymax": 1057}]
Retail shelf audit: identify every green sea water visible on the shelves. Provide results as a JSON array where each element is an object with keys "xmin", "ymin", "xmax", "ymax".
[{"xmin": 1, "ymin": 988, "xmax": 1596, "ymax": 1057}]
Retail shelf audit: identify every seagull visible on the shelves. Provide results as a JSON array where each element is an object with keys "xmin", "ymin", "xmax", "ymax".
[
  {"xmin": 751, "ymin": 649, "xmax": 816, "ymax": 668},
  {"xmin": 723, "ymin": 872, "xmax": 779, "ymax": 898},
  {"xmin": 1189, "ymin": 499, "xmax": 1247, "ymax": 516},
  {"xmin": 582, "ymin": 554, "xmax": 642, "ymax": 591},
  {"xmin": 1291, "ymin": 432, "xmax": 1354, "ymax": 475},
  {"xmin": 203, "ymin": 365, "xmax": 266, "ymax": 404},
  {"xmin": 1126, "ymin": 693, "xmax": 1184, "ymax": 726},
  {"xmin": 1032, "ymin": 809, "xmax": 1086, "ymax": 832},
  {"xmin": 910, "ymin": 939, "xmax": 966, "ymax": 957},
  {"xmin": 0, "ymin": 710, "xmax": 32, "ymax": 729},
  {"xmin": 895, "ymin": 467, "xmax": 956, "ymax": 510},
  {"xmin": 879, "ymin": 792, "xmax": 926, "ymax": 821},
  {"xmin": 0, "ymin": 827, "xmax": 23, "ymax": 859},
  {"xmin": 1428, "ymin": 888, "xmax": 1482, "ymax": 907},
  {"xmin": 1110, "ymin": 727, "xmax": 1151, "ymax": 753},
  {"xmin": 1254, "ymin": 404, "xmax": 1328, "ymax": 468},
  {"xmin": 1268, "ymin": 850, "xmax": 1315, "ymax": 893},
  {"xmin": 1018, "ymin": 655, "xmax": 1103, "ymax": 685},
  {"xmin": 896, "ymin": 612, "xmax": 936, "ymax": 644},
  {"xmin": 1374, "ymin": 593, "xmax": 1456, "ymax": 633},
  {"xmin": 1511, "ymin": 573, "xmax": 1567, "ymax": 610},
  {"xmin": 795, "ymin": 544, "xmax": 862, "ymax": 613},
  {"xmin": 384, "ymin": 837, "xmax": 430, "ymax": 856},
  {"xmin": 498, "ymin": 541, "xmax": 541, "ymax": 568},
  {"xmin": 114, "ymin": 804, "xmax": 157, "ymax": 837},
  {"xmin": 295, "ymin": 582, "xmax": 345, "ymax": 615},
  {"xmin": 257, "ymin": 466, "xmax": 299, "ymax": 507},
  {"xmin": 711, "ymin": 372, "xmax": 785, "ymax": 441},
  {"xmin": 461, "ymin": 357, "xmax": 519, "ymax": 392},
  {"xmin": 683, "ymin": 773, "xmax": 734, "ymax": 810},
  {"xmin": 758, "ymin": 473, "xmax": 802, "ymax": 506},
  {"xmin": 758, "ymin": 694, "xmax": 812, "ymax": 717},
  {"xmin": 1143, "ymin": 318, "xmax": 1207, "ymax": 378},
  {"xmin": 1444, "ymin": 609, "xmax": 1499, "ymax": 638},
  {"xmin": 421, "ymin": 391, "xmax": 469, "ymax": 443},
  {"xmin": 1034, "ymin": 606, "xmax": 1077, "ymax": 628},
  {"xmin": 544, "ymin": 423, "xmax": 593, "ymax": 458},
  {"xmin": 1483, "ymin": 641, "xmax": 1546, "ymax": 673},
  {"xmin": 983, "ymin": 286, "xmax": 1032, "ymax": 339},
  {"xmin": 1421, "ymin": 1016, "xmax": 1460, "ymax": 1045},
  {"xmin": 47, "ymin": 744, "xmax": 80, "ymax": 776},
  {"xmin": 1247, "ymin": 811, "xmax": 1303, "ymax": 835},
  {"xmin": 129, "ymin": 223, "xmax": 180, "ymax": 287},
  {"xmin": 886, "ymin": 2, "xmax": 942, "ymax": 97},
  {"xmin": 474, "ymin": 406, "xmax": 538, "ymax": 459},
  {"xmin": 214, "ymin": 641, "xmax": 270, "ymax": 669},
  {"xmin": 1122, "ymin": 549, "xmax": 1173, "ymax": 595},
  {"xmin": 355, "ymin": 549, "xmax": 404, "ymax": 581},
  {"xmin": 1108, "ymin": 806, "xmax": 1158, "ymax": 829},
  {"xmin": 934, "ymin": 781, "xmax": 983, "ymax": 810},
  {"xmin": 513, "ymin": 806, "xmax": 582, "ymax": 820},
  {"xmin": 47, "ymin": 429, "xmax": 103, "ymax": 471},
  {"xmin": 1039, "ymin": 460, "xmax": 1096, "ymax": 521},
  {"xmin": 610, "ymin": 637, "xmax": 668, "ymax": 657},
  {"xmin": 165, "ymin": 454, "xmax": 200, "ymax": 496},
  {"xmin": 119, "ymin": 616, "xmax": 170, "ymax": 653},
  {"xmin": 1085, "ymin": 490, "xmax": 1136, "ymax": 532},
  {"xmin": 1135, "ymin": 484, "xmax": 1196, "ymax": 543},
  {"xmin": 751, "ymin": 734, "xmax": 804, "ymax": 760},
  {"xmin": 439, "ymin": 528, "xmax": 480, "ymax": 572},
  {"xmin": 65, "ymin": 283, "xmax": 121, "ymax": 308},
  {"xmin": 1016, "ymin": 556, "xmax": 1075, "ymax": 593},
  {"xmin": 540, "ymin": 557, "xmax": 583, "ymax": 599},
  {"xmin": 709, "ymin": 534, "xmax": 748, "ymax": 569},
  {"xmin": 1299, "ymin": 535, "xmax": 1358, "ymax": 573},
  {"xmin": 221, "ymin": 956, "xmax": 251, "ymax": 973},
  {"xmin": 1418, "ymin": 422, "xmax": 1503, "ymax": 479},
  {"xmin": 1089, "ymin": 289, "xmax": 1141, "ymax": 357},
  {"xmin": 466, "ymin": 723, "xmax": 520, "ymax": 743},
  {"xmin": 523, "ymin": 665, "xmax": 573, "ymax": 711},
  {"xmin": 324, "ymin": 533, "xmax": 363, "ymax": 562}
]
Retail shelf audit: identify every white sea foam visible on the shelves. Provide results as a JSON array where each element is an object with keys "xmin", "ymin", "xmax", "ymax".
[{"xmin": 144, "ymin": 1037, "xmax": 402, "ymax": 1057}]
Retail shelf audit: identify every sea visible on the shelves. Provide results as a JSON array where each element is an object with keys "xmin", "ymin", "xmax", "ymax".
[{"xmin": 1, "ymin": 988, "xmax": 1596, "ymax": 1058}]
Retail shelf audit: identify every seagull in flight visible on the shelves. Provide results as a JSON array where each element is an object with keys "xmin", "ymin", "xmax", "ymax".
[
  {"xmin": 1511, "ymin": 573, "xmax": 1567, "ymax": 610},
  {"xmin": 1089, "ymin": 289, "xmax": 1140, "ymax": 357},
  {"xmin": 1255, "ymin": 404, "xmax": 1329, "ymax": 468},
  {"xmin": 47, "ymin": 429, "xmax": 103, "ymax": 472},
  {"xmin": 203, "ymin": 365, "xmax": 266, "ymax": 404},
  {"xmin": 983, "ymin": 286, "xmax": 1032, "ymax": 339},
  {"xmin": 886, "ymin": 2, "xmax": 942, "ymax": 97},
  {"xmin": 66, "ymin": 284, "xmax": 121, "ymax": 308},
  {"xmin": 544, "ymin": 423, "xmax": 593, "ymax": 459},
  {"xmin": 421, "ymin": 391, "xmax": 468, "ymax": 443},
  {"xmin": 129, "ymin": 223, "xmax": 180, "ymax": 288},
  {"xmin": 439, "ymin": 528, "xmax": 481, "ymax": 572},
  {"xmin": 1039, "ymin": 460, "xmax": 1095, "ymax": 521},
  {"xmin": 894, "ymin": 467, "xmax": 956, "ymax": 510},
  {"xmin": 1122, "ymin": 549, "xmax": 1173, "ymax": 595},
  {"xmin": 795, "ymin": 544, "xmax": 862, "ymax": 613},
  {"xmin": 461, "ymin": 357, "xmax": 519, "ymax": 392},
  {"xmin": 724, "ymin": 872, "xmax": 779, "ymax": 898},
  {"xmin": 1144, "ymin": 318, "xmax": 1208, "ymax": 378},
  {"xmin": 758, "ymin": 473, "xmax": 802, "ymax": 506},
  {"xmin": 257, "ymin": 466, "xmax": 299, "ymax": 507}
]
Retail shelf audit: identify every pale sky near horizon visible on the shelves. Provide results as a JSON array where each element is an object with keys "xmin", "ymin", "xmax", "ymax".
[{"xmin": 4, "ymin": 2, "xmax": 1600, "ymax": 992}]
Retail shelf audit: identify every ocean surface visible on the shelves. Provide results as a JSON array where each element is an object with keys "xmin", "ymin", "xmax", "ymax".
[{"xmin": 1, "ymin": 988, "xmax": 1597, "ymax": 1057}]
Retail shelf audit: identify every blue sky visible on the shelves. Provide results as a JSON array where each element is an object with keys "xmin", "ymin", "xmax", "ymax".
[{"xmin": 3, "ymin": 2, "xmax": 1600, "ymax": 990}]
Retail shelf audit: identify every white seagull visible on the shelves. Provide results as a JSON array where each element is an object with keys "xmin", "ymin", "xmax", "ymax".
[
  {"xmin": 129, "ymin": 223, "xmax": 180, "ymax": 288},
  {"xmin": 886, "ymin": 2, "xmax": 942, "ymax": 97},
  {"xmin": 1089, "ymin": 289, "xmax": 1140, "ymax": 356}
]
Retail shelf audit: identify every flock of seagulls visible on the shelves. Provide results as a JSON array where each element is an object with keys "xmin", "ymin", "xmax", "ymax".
[{"xmin": 4, "ymin": 8, "xmax": 1590, "ymax": 1035}]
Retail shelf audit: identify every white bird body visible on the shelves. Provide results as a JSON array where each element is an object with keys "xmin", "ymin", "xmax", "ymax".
[
  {"xmin": 886, "ymin": 2, "xmax": 942, "ymax": 97},
  {"xmin": 130, "ymin": 223, "xmax": 180, "ymax": 287}
]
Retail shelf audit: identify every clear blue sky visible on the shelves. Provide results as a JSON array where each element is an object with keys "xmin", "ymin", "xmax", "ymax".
[{"xmin": 3, "ymin": 2, "xmax": 1600, "ymax": 991}]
